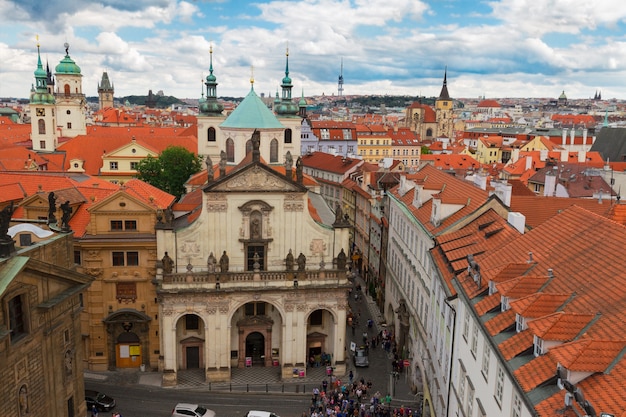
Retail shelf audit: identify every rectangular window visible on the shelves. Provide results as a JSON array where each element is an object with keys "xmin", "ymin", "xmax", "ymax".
[
  {"xmin": 458, "ymin": 362, "xmax": 467, "ymax": 404},
  {"xmin": 74, "ymin": 250, "xmax": 82, "ymax": 265},
  {"xmin": 67, "ymin": 122, "xmax": 72, "ymax": 129},
  {"xmin": 467, "ymin": 381, "xmax": 475, "ymax": 417},
  {"xmin": 111, "ymin": 220, "xmax": 123, "ymax": 231},
  {"xmin": 40, "ymin": 140, "xmax": 46, "ymax": 149},
  {"xmin": 19, "ymin": 234, "xmax": 32, "ymax": 246},
  {"xmin": 110, "ymin": 161, "xmax": 118, "ymax": 170},
  {"xmin": 185, "ymin": 314, "xmax": 199, "ymax": 330},
  {"xmin": 130, "ymin": 161, "xmax": 139, "ymax": 170},
  {"xmin": 126, "ymin": 251, "xmax": 139, "ymax": 266},
  {"xmin": 482, "ymin": 344, "xmax": 490, "ymax": 379},
  {"xmin": 8, "ymin": 295, "xmax": 27, "ymax": 343},
  {"xmin": 124, "ymin": 220, "xmax": 137, "ymax": 230},
  {"xmin": 112, "ymin": 251, "xmax": 125, "ymax": 266},
  {"xmin": 463, "ymin": 309, "xmax": 470, "ymax": 341},
  {"xmin": 495, "ymin": 365, "xmax": 505, "ymax": 406},
  {"xmin": 471, "ymin": 324, "xmax": 479, "ymax": 357},
  {"xmin": 511, "ymin": 394, "xmax": 522, "ymax": 417}
]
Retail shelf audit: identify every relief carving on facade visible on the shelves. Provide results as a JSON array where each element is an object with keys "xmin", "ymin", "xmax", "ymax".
[
  {"xmin": 206, "ymin": 194, "xmax": 228, "ymax": 212},
  {"xmin": 225, "ymin": 166, "xmax": 290, "ymax": 191},
  {"xmin": 284, "ymin": 193, "xmax": 304, "ymax": 212},
  {"xmin": 85, "ymin": 267, "xmax": 103, "ymax": 277},
  {"xmin": 181, "ymin": 240, "xmax": 201, "ymax": 255},
  {"xmin": 310, "ymin": 239, "xmax": 327, "ymax": 255},
  {"xmin": 14, "ymin": 358, "xmax": 27, "ymax": 383}
]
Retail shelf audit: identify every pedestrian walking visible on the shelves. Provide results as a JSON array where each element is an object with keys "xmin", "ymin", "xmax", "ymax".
[
  {"xmin": 349, "ymin": 370, "xmax": 354, "ymax": 383},
  {"xmin": 91, "ymin": 405, "xmax": 98, "ymax": 417}
]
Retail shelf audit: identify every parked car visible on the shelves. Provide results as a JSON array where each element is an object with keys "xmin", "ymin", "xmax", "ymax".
[
  {"xmin": 85, "ymin": 390, "xmax": 116, "ymax": 411},
  {"xmin": 171, "ymin": 403, "xmax": 216, "ymax": 417},
  {"xmin": 353, "ymin": 347, "xmax": 369, "ymax": 367},
  {"xmin": 246, "ymin": 411, "xmax": 280, "ymax": 417}
]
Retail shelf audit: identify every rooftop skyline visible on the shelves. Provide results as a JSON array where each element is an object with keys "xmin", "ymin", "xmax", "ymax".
[{"xmin": 2, "ymin": 0, "xmax": 626, "ymax": 100}]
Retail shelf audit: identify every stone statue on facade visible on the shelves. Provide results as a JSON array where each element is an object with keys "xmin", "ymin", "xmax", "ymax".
[
  {"xmin": 219, "ymin": 150, "xmax": 227, "ymax": 177},
  {"xmin": 284, "ymin": 151, "xmax": 293, "ymax": 177},
  {"xmin": 60, "ymin": 200, "xmax": 72, "ymax": 231},
  {"xmin": 295, "ymin": 157, "xmax": 303, "ymax": 183},
  {"xmin": 47, "ymin": 192, "xmax": 57, "ymax": 224},
  {"xmin": 396, "ymin": 300, "xmax": 411, "ymax": 355},
  {"xmin": 336, "ymin": 248, "xmax": 347, "ymax": 270},
  {"xmin": 219, "ymin": 250, "xmax": 229, "ymax": 272},
  {"xmin": 206, "ymin": 155, "xmax": 214, "ymax": 182},
  {"xmin": 251, "ymin": 130, "xmax": 261, "ymax": 162},
  {"xmin": 162, "ymin": 252, "xmax": 174, "ymax": 274},
  {"xmin": 0, "ymin": 202, "xmax": 14, "ymax": 241},
  {"xmin": 285, "ymin": 249, "xmax": 295, "ymax": 271},
  {"xmin": 207, "ymin": 252, "xmax": 217, "ymax": 273},
  {"xmin": 297, "ymin": 252, "xmax": 306, "ymax": 271}
]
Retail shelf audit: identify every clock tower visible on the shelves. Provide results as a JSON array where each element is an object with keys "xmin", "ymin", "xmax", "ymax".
[
  {"xmin": 435, "ymin": 68, "xmax": 454, "ymax": 140},
  {"xmin": 30, "ymin": 39, "xmax": 57, "ymax": 152},
  {"xmin": 98, "ymin": 71, "xmax": 114, "ymax": 110}
]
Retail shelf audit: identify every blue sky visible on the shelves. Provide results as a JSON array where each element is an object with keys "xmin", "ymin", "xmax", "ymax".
[{"xmin": 2, "ymin": 0, "xmax": 626, "ymax": 100}]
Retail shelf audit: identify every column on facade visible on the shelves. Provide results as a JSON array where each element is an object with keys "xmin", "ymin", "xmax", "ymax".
[{"xmin": 160, "ymin": 311, "xmax": 178, "ymax": 385}]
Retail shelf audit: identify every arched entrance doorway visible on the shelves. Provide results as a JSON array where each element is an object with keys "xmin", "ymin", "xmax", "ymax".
[
  {"xmin": 175, "ymin": 313, "xmax": 206, "ymax": 370},
  {"xmin": 116, "ymin": 331, "xmax": 141, "ymax": 368},
  {"xmin": 245, "ymin": 332, "xmax": 265, "ymax": 366},
  {"xmin": 103, "ymin": 309, "xmax": 151, "ymax": 370}
]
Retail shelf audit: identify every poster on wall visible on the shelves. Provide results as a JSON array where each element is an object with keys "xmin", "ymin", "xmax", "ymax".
[
  {"xmin": 130, "ymin": 345, "xmax": 141, "ymax": 356},
  {"xmin": 119, "ymin": 345, "xmax": 130, "ymax": 358}
]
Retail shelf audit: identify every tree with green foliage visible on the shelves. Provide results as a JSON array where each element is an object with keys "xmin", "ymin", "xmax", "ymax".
[
  {"xmin": 135, "ymin": 146, "xmax": 202, "ymax": 199},
  {"xmin": 421, "ymin": 146, "xmax": 432, "ymax": 155}
]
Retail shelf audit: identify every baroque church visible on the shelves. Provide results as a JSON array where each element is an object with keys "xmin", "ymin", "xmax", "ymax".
[{"xmin": 154, "ymin": 49, "xmax": 352, "ymax": 385}]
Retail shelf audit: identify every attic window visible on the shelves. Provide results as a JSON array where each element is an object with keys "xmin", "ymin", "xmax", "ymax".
[
  {"xmin": 73, "ymin": 163, "xmax": 79, "ymax": 168},
  {"xmin": 131, "ymin": 148, "xmax": 136, "ymax": 153}
]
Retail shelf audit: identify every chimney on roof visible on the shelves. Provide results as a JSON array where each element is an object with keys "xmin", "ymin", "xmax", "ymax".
[
  {"xmin": 507, "ymin": 212, "xmax": 525, "ymax": 234},
  {"xmin": 570, "ymin": 128, "xmax": 575, "ymax": 148},
  {"xmin": 544, "ymin": 169, "xmax": 557, "ymax": 197},
  {"xmin": 562, "ymin": 128, "xmax": 567, "ymax": 146},
  {"xmin": 527, "ymin": 251, "xmax": 533, "ymax": 263},
  {"xmin": 577, "ymin": 150, "xmax": 586, "ymax": 163},
  {"xmin": 525, "ymin": 155, "xmax": 533, "ymax": 171},
  {"xmin": 547, "ymin": 268, "xmax": 554, "ymax": 278}
]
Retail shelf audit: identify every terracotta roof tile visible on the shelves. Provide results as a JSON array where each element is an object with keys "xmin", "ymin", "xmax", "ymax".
[
  {"xmin": 485, "ymin": 309, "xmax": 516, "ymax": 336},
  {"xmin": 514, "ymin": 353, "xmax": 559, "ymax": 392},
  {"xmin": 549, "ymin": 338, "xmax": 626, "ymax": 373},
  {"xmin": 526, "ymin": 312, "xmax": 595, "ymax": 342},
  {"xmin": 499, "ymin": 329, "xmax": 534, "ymax": 360}
]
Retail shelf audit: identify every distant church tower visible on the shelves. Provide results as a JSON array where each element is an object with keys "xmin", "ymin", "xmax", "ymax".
[
  {"xmin": 435, "ymin": 68, "xmax": 454, "ymax": 139},
  {"xmin": 54, "ymin": 42, "xmax": 86, "ymax": 137},
  {"xmin": 338, "ymin": 58, "xmax": 344, "ymax": 97},
  {"xmin": 30, "ymin": 39, "xmax": 57, "ymax": 152},
  {"xmin": 98, "ymin": 71, "xmax": 114, "ymax": 109}
]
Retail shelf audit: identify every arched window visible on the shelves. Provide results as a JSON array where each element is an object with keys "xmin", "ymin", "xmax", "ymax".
[
  {"xmin": 38, "ymin": 119, "xmax": 45, "ymax": 134},
  {"xmin": 245, "ymin": 140, "xmax": 253, "ymax": 154},
  {"xmin": 226, "ymin": 138, "xmax": 235, "ymax": 162},
  {"xmin": 64, "ymin": 84, "xmax": 70, "ymax": 96},
  {"xmin": 66, "ymin": 110, "xmax": 71, "ymax": 115},
  {"xmin": 270, "ymin": 139, "xmax": 278, "ymax": 163},
  {"xmin": 207, "ymin": 127, "xmax": 216, "ymax": 142},
  {"xmin": 426, "ymin": 128, "xmax": 433, "ymax": 137},
  {"xmin": 284, "ymin": 129, "xmax": 292, "ymax": 143}
]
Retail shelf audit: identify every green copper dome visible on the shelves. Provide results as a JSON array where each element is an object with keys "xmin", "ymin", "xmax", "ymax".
[
  {"xmin": 31, "ymin": 44, "xmax": 55, "ymax": 105},
  {"xmin": 55, "ymin": 43, "xmax": 81, "ymax": 74},
  {"xmin": 221, "ymin": 86, "xmax": 284, "ymax": 129},
  {"xmin": 56, "ymin": 54, "xmax": 81, "ymax": 74}
]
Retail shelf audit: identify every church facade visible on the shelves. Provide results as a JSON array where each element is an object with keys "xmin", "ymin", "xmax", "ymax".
[{"xmin": 154, "ymin": 51, "xmax": 352, "ymax": 385}]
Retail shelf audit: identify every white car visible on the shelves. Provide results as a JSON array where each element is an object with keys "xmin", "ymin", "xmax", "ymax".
[
  {"xmin": 246, "ymin": 411, "xmax": 280, "ymax": 417},
  {"xmin": 171, "ymin": 403, "xmax": 216, "ymax": 417}
]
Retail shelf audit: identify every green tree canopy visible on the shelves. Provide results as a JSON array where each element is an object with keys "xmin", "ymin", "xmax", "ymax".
[{"xmin": 135, "ymin": 146, "xmax": 202, "ymax": 199}]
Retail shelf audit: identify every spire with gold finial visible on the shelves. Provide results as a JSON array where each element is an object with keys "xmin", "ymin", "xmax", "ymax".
[
  {"xmin": 276, "ymin": 43, "xmax": 297, "ymax": 117},
  {"xmin": 199, "ymin": 44, "xmax": 223, "ymax": 115},
  {"xmin": 250, "ymin": 65, "xmax": 255, "ymax": 89}
]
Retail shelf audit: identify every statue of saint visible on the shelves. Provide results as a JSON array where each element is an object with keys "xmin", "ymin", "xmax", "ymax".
[
  {"xmin": 0, "ymin": 202, "xmax": 14, "ymax": 241},
  {"xmin": 295, "ymin": 157, "xmax": 303, "ymax": 183},
  {"xmin": 285, "ymin": 249, "xmax": 295, "ymax": 271},
  {"xmin": 297, "ymin": 252, "xmax": 306, "ymax": 271},
  {"xmin": 336, "ymin": 248, "xmax": 347, "ymax": 270},
  {"xmin": 219, "ymin": 250, "xmax": 229, "ymax": 272},
  {"xmin": 47, "ymin": 192, "xmax": 57, "ymax": 223},
  {"xmin": 60, "ymin": 200, "xmax": 72, "ymax": 230},
  {"xmin": 284, "ymin": 151, "xmax": 293, "ymax": 175},
  {"xmin": 162, "ymin": 252, "xmax": 174, "ymax": 274},
  {"xmin": 206, "ymin": 155, "xmax": 214, "ymax": 182},
  {"xmin": 207, "ymin": 252, "xmax": 217, "ymax": 273},
  {"xmin": 219, "ymin": 150, "xmax": 227, "ymax": 177}
]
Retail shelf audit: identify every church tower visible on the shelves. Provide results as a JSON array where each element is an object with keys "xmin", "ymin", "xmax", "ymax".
[
  {"xmin": 435, "ymin": 68, "xmax": 454, "ymax": 139},
  {"xmin": 273, "ymin": 47, "xmax": 302, "ymax": 162},
  {"xmin": 197, "ymin": 46, "xmax": 226, "ymax": 161},
  {"xmin": 54, "ymin": 42, "xmax": 86, "ymax": 137},
  {"xmin": 30, "ymin": 39, "xmax": 57, "ymax": 152},
  {"xmin": 98, "ymin": 71, "xmax": 114, "ymax": 109}
]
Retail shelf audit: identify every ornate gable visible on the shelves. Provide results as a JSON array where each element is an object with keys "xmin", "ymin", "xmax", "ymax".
[{"xmin": 207, "ymin": 163, "xmax": 306, "ymax": 193}]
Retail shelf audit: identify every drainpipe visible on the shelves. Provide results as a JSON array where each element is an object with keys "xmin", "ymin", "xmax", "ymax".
[{"xmin": 444, "ymin": 295, "xmax": 458, "ymax": 417}]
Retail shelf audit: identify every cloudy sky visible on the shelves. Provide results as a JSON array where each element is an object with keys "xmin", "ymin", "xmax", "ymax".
[{"xmin": 2, "ymin": 0, "xmax": 626, "ymax": 100}]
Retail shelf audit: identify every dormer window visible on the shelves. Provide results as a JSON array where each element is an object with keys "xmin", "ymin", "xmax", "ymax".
[
  {"xmin": 501, "ymin": 296, "xmax": 510, "ymax": 311},
  {"xmin": 533, "ymin": 335, "xmax": 544, "ymax": 356},
  {"xmin": 515, "ymin": 314, "xmax": 525, "ymax": 333}
]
